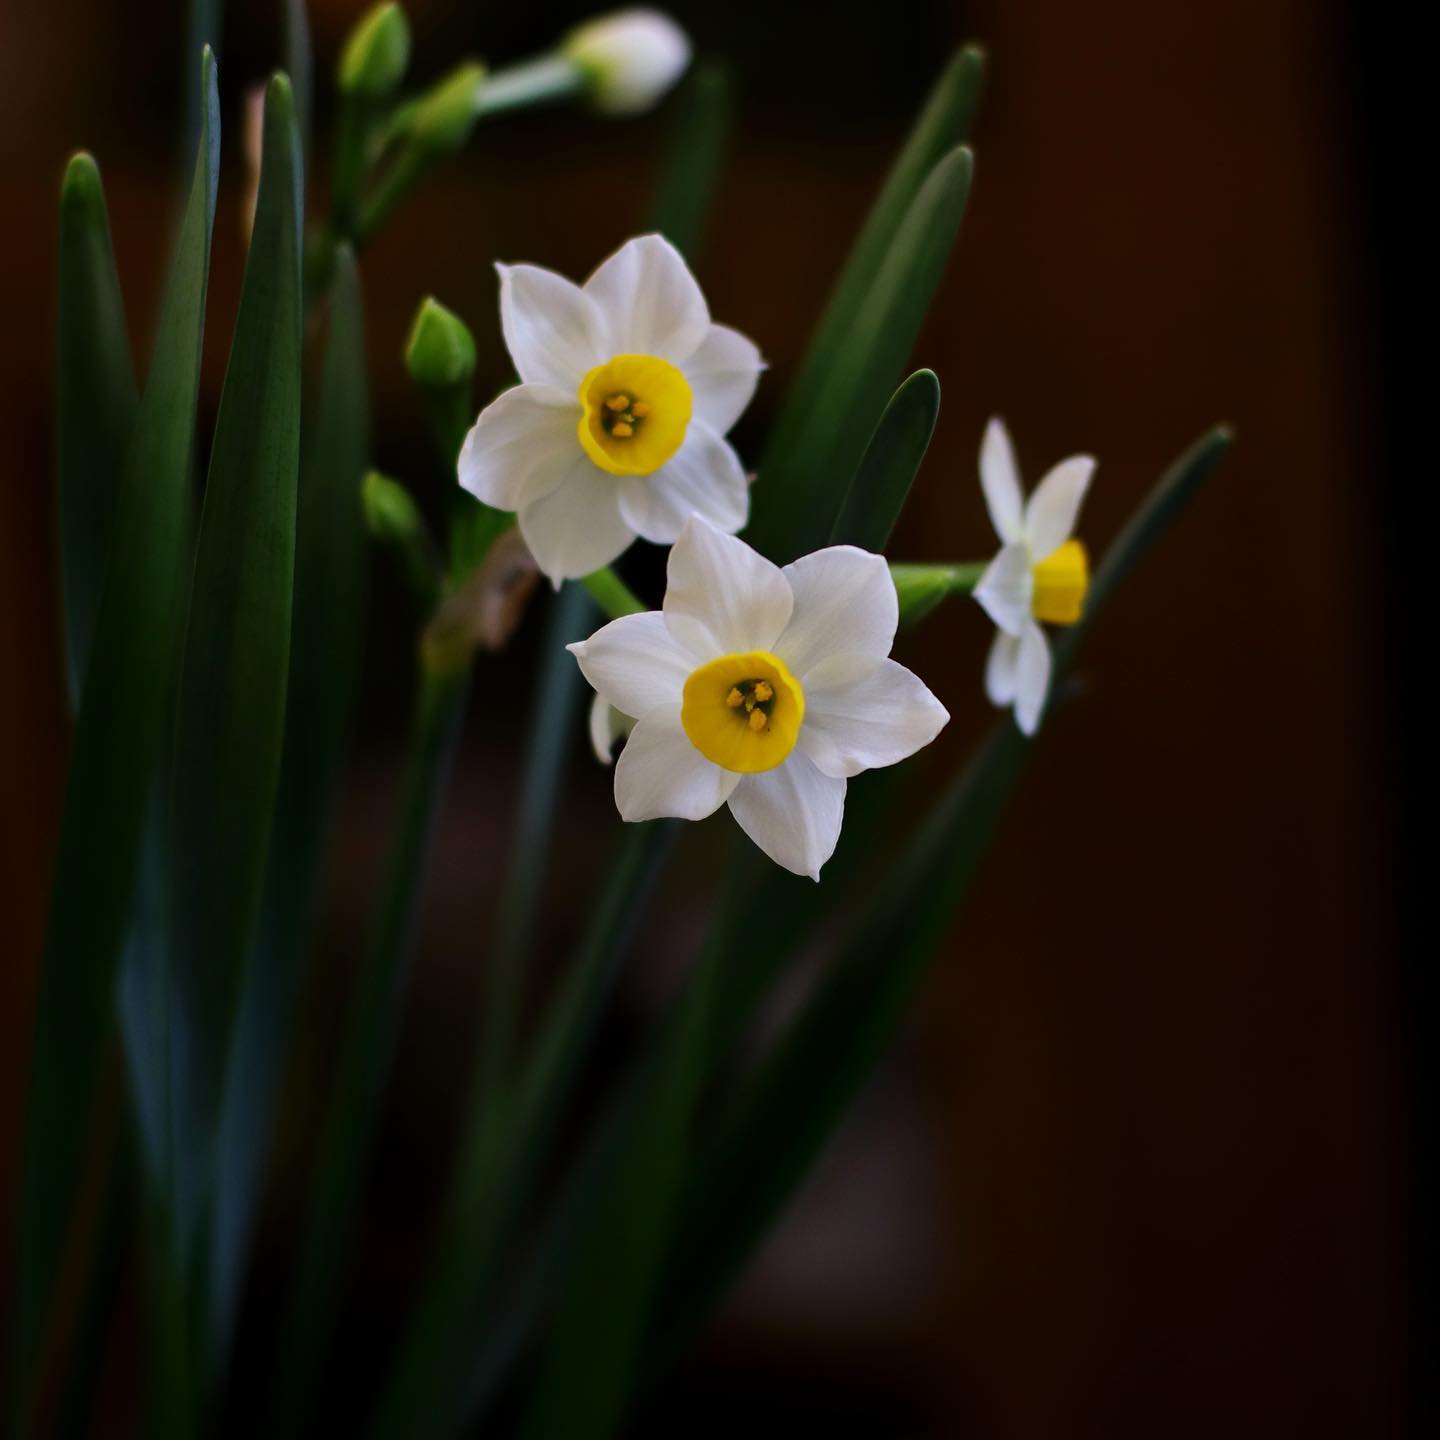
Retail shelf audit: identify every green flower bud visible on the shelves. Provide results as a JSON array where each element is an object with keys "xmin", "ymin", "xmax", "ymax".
[
  {"xmin": 410, "ymin": 60, "xmax": 487, "ymax": 156},
  {"xmin": 339, "ymin": 3, "xmax": 412, "ymax": 99},
  {"xmin": 405, "ymin": 296, "xmax": 476, "ymax": 392},
  {"xmin": 363, "ymin": 469, "xmax": 423, "ymax": 544}
]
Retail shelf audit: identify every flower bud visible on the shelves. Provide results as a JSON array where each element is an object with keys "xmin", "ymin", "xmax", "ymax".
[
  {"xmin": 562, "ymin": 9, "xmax": 691, "ymax": 114},
  {"xmin": 405, "ymin": 297, "xmax": 476, "ymax": 392},
  {"xmin": 339, "ymin": 3, "xmax": 412, "ymax": 100},
  {"xmin": 410, "ymin": 60, "xmax": 487, "ymax": 155},
  {"xmin": 363, "ymin": 469, "xmax": 423, "ymax": 544}
]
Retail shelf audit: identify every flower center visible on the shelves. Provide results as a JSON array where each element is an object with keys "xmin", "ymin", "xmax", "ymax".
[
  {"xmin": 681, "ymin": 650, "xmax": 805, "ymax": 774},
  {"xmin": 1030, "ymin": 538, "xmax": 1089, "ymax": 625},
  {"xmin": 577, "ymin": 353, "xmax": 692, "ymax": 477}
]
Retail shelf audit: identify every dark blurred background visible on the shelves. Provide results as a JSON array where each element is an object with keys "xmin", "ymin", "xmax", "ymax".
[{"xmin": 0, "ymin": 0, "xmax": 1421, "ymax": 1435}]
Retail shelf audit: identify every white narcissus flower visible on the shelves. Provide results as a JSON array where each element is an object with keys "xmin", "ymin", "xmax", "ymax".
[
  {"xmin": 569, "ymin": 516, "xmax": 950, "ymax": 879},
  {"xmin": 972, "ymin": 418, "xmax": 1095, "ymax": 736},
  {"xmin": 458, "ymin": 234, "xmax": 763, "ymax": 586},
  {"xmin": 562, "ymin": 9, "xmax": 691, "ymax": 114}
]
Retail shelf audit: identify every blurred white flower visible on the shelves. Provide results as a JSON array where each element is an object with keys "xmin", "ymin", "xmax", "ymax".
[
  {"xmin": 569, "ymin": 517, "xmax": 949, "ymax": 878},
  {"xmin": 459, "ymin": 234, "xmax": 763, "ymax": 584},
  {"xmin": 972, "ymin": 418, "xmax": 1095, "ymax": 735},
  {"xmin": 562, "ymin": 8, "xmax": 691, "ymax": 113}
]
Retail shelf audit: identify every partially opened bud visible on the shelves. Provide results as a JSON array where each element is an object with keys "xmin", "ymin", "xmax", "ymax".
[
  {"xmin": 562, "ymin": 8, "xmax": 691, "ymax": 114},
  {"xmin": 339, "ymin": 2, "xmax": 412, "ymax": 100},
  {"xmin": 405, "ymin": 296, "xmax": 476, "ymax": 393}
]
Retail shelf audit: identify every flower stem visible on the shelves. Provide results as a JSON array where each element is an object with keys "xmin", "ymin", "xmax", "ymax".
[
  {"xmin": 890, "ymin": 559, "xmax": 986, "ymax": 627},
  {"xmin": 581, "ymin": 566, "xmax": 646, "ymax": 619}
]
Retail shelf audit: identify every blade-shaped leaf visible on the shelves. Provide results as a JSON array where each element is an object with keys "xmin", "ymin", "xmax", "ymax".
[
  {"xmin": 829, "ymin": 368, "xmax": 940, "ymax": 550},
  {"xmin": 55, "ymin": 153, "xmax": 137, "ymax": 702},
  {"xmin": 166, "ymin": 71, "xmax": 303, "ymax": 1251},
  {"xmin": 371, "ymin": 820, "xmax": 678, "ymax": 1439},
  {"xmin": 9, "ymin": 51, "xmax": 219, "ymax": 1431},
  {"xmin": 646, "ymin": 425, "xmax": 1234, "ymax": 1368},
  {"xmin": 518, "ymin": 915, "xmax": 727, "ymax": 1440},
  {"xmin": 268, "ymin": 665, "xmax": 471, "ymax": 1439},
  {"xmin": 748, "ymin": 45, "xmax": 984, "ymax": 559},
  {"xmin": 205, "ymin": 245, "xmax": 369, "ymax": 1369},
  {"xmin": 755, "ymin": 145, "xmax": 972, "ymax": 562}
]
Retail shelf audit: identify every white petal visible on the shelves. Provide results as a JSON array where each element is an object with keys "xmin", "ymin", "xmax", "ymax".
[
  {"xmin": 726, "ymin": 752, "xmax": 846, "ymax": 880},
  {"xmin": 973, "ymin": 543, "xmax": 1033, "ymax": 638},
  {"xmin": 497, "ymin": 261, "xmax": 606, "ymax": 390},
  {"xmin": 517, "ymin": 460, "xmax": 635, "ymax": 584},
  {"xmin": 588, "ymin": 694, "xmax": 635, "ymax": 765},
  {"xmin": 1023, "ymin": 455, "xmax": 1095, "ymax": 561},
  {"xmin": 683, "ymin": 323, "xmax": 764, "ymax": 434},
  {"xmin": 567, "ymin": 610, "xmax": 691, "ymax": 716},
  {"xmin": 583, "ymin": 234, "xmax": 710, "ymax": 361},
  {"xmin": 980, "ymin": 416, "xmax": 1024, "ymax": 543},
  {"xmin": 776, "ymin": 546, "xmax": 897, "ymax": 681},
  {"xmin": 614, "ymin": 704, "xmax": 738, "ymax": 820},
  {"xmin": 457, "ymin": 384, "xmax": 579, "ymax": 512},
  {"xmin": 1013, "ymin": 619, "xmax": 1052, "ymax": 736},
  {"xmin": 662, "ymin": 515, "xmax": 793, "ymax": 659},
  {"xmin": 797, "ymin": 656, "xmax": 949, "ymax": 779},
  {"xmin": 617, "ymin": 422, "xmax": 748, "ymax": 544},
  {"xmin": 984, "ymin": 630, "xmax": 1020, "ymax": 706}
]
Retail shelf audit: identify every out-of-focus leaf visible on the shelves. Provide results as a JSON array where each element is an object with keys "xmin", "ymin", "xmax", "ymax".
[
  {"xmin": 518, "ymin": 917, "xmax": 726, "ymax": 1440},
  {"xmin": 748, "ymin": 45, "xmax": 984, "ymax": 559},
  {"xmin": 284, "ymin": 0, "xmax": 313, "ymax": 156},
  {"xmin": 185, "ymin": 2, "xmax": 223, "ymax": 165},
  {"xmin": 8, "ymin": 51, "xmax": 219, "ymax": 1432},
  {"xmin": 646, "ymin": 425, "xmax": 1234, "ymax": 1369},
  {"xmin": 269, "ymin": 664, "xmax": 470, "ymax": 1439},
  {"xmin": 166, "ymin": 72, "xmax": 303, "ymax": 1256},
  {"xmin": 55, "ymin": 153, "xmax": 137, "ymax": 701},
  {"xmin": 829, "ymin": 368, "xmax": 940, "ymax": 550},
  {"xmin": 372, "ymin": 820, "xmax": 678, "ymax": 1439},
  {"xmin": 205, "ymin": 245, "xmax": 369, "ymax": 1371},
  {"xmin": 648, "ymin": 62, "xmax": 731, "ymax": 258}
]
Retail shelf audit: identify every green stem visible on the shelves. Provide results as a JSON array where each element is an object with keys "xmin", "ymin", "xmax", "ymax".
[
  {"xmin": 581, "ymin": 566, "xmax": 646, "ymax": 620},
  {"xmin": 890, "ymin": 559, "xmax": 985, "ymax": 627},
  {"xmin": 474, "ymin": 55, "xmax": 582, "ymax": 117},
  {"xmin": 268, "ymin": 664, "xmax": 471, "ymax": 1438}
]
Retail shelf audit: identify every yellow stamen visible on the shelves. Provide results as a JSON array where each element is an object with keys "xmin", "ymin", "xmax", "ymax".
[
  {"xmin": 681, "ymin": 651, "xmax": 805, "ymax": 774},
  {"xmin": 577, "ymin": 354, "xmax": 693, "ymax": 476},
  {"xmin": 1030, "ymin": 539, "xmax": 1090, "ymax": 625}
]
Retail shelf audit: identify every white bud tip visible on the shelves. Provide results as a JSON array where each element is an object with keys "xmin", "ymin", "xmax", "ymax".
[{"xmin": 563, "ymin": 8, "xmax": 692, "ymax": 114}]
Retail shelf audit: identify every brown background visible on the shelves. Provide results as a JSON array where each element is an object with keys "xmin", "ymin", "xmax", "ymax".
[{"xmin": 0, "ymin": 0, "xmax": 1417, "ymax": 1435}]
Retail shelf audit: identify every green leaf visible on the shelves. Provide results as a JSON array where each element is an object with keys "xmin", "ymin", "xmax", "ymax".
[
  {"xmin": 518, "ymin": 918, "xmax": 727, "ymax": 1440},
  {"xmin": 829, "ymin": 367, "xmax": 940, "ymax": 550},
  {"xmin": 205, "ymin": 245, "xmax": 370, "ymax": 1368},
  {"xmin": 371, "ymin": 820, "xmax": 678, "ymax": 1438},
  {"xmin": 165, "ymin": 71, "xmax": 303, "ymax": 1251},
  {"xmin": 647, "ymin": 62, "xmax": 732, "ymax": 259},
  {"xmin": 284, "ymin": 0, "xmax": 314, "ymax": 154},
  {"xmin": 268, "ymin": 666, "xmax": 471, "ymax": 1440},
  {"xmin": 8, "ymin": 51, "xmax": 219, "ymax": 1433},
  {"xmin": 747, "ymin": 45, "xmax": 984, "ymax": 560},
  {"xmin": 646, "ymin": 425, "xmax": 1234, "ymax": 1369},
  {"xmin": 55, "ymin": 152, "xmax": 137, "ymax": 702}
]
